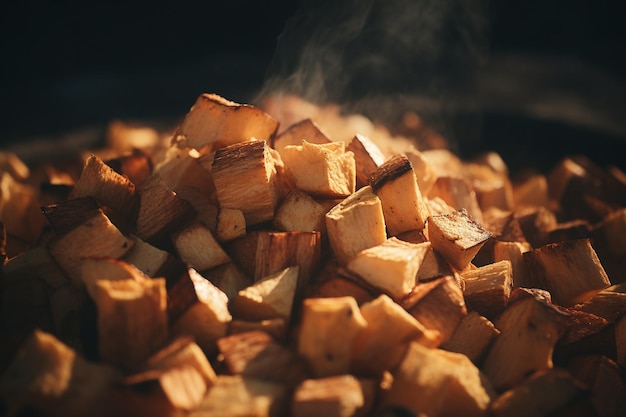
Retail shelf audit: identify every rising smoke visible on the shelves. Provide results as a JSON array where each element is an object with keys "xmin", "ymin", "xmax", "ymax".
[{"xmin": 256, "ymin": 0, "xmax": 490, "ymax": 145}]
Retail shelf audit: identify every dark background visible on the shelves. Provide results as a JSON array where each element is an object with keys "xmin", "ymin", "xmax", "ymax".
[{"xmin": 1, "ymin": 0, "xmax": 625, "ymax": 173}]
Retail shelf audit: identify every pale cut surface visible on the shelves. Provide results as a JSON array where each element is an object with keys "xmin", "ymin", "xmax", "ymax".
[
  {"xmin": 346, "ymin": 238, "xmax": 431, "ymax": 300},
  {"xmin": 172, "ymin": 93, "xmax": 279, "ymax": 150},
  {"xmin": 231, "ymin": 266, "xmax": 299, "ymax": 322},
  {"xmin": 282, "ymin": 140, "xmax": 356, "ymax": 198},
  {"xmin": 325, "ymin": 185, "xmax": 387, "ymax": 265}
]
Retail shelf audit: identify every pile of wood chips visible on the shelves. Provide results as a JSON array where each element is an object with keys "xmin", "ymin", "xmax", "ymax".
[{"xmin": 0, "ymin": 93, "xmax": 625, "ymax": 417}]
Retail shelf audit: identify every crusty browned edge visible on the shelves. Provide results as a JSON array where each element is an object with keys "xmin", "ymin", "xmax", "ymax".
[
  {"xmin": 212, "ymin": 140, "xmax": 267, "ymax": 171},
  {"xmin": 369, "ymin": 154, "xmax": 413, "ymax": 191},
  {"xmin": 41, "ymin": 197, "xmax": 101, "ymax": 237}
]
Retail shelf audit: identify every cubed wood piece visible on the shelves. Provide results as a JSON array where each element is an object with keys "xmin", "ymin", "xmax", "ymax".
[
  {"xmin": 80, "ymin": 256, "xmax": 149, "ymax": 299},
  {"xmin": 512, "ymin": 172, "xmax": 549, "ymax": 208},
  {"xmin": 123, "ymin": 365, "xmax": 208, "ymax": 413},
  {"xmin": 310, "ymin": 277, "xmax": 377, "ymax": 306},
  {"xmin": 282, "ymin": 140, "xmax": 356, "ymax": 198},
  {"xmin": 228, "ymin": 318, "xmax": 287, "ymax": 342},
  {"xmin": 298, "ymin": 297, "xmax": 367, "ymax": 377},
  {"xmin": 203, "ymin": 262, "xmax": 253, "ymax": 301},
  {"xmin": 272, "ymin": 118, "xmax": 331, "ymax": 153},
  {"xmin": 461, "ymin": 260, "xmax": 513, "ymax": 319},
  {"xmin": 231, "ymin": 266, "xmax": 298, "ymax": 322},
  {"xmin": 346, "ymin": 238, "xmax": 431, "ymax": 300},
  {"xmin": 325, "ymin": 186, "xmax": 387, "ymax": 265},
  {"xmin": 93, "ymin": 278, "xmax": 167, "ymax": 371},
  {"xmin": 292, "ymin": 375, "xmax": 375, "ymax": 417},
  {"xmin": 369, "ymin": 154, "xmax": 430, "ymax": 236},
  {"xmin": 135, "ymin": 174, "xmax": 196, "ymax": 245},
  {"xmin": 273, "ymin": 190, "xmax": 328, "ymax": 233},
  {"xmin": 592, "ymin": 208, "xmax": 626, "ymax": 283},
  {"xmin": 567, "ymin": 355, "xmax": 626, "ymax": 417},
  {"xmin": 211, "ymin": 140, "xmax": 279, "ymax": 225},
  {"xmin": 493, "ymin": 240, "xmax": 531, "ymax": 289},
  {"xmin": 514, "ymin": 205, "xmax": 557, "ymax": 249},
  {"xmin": 2, "ymin": 245, "xmax": 69, "ymax": 289},
  {"xmin": 170, "ymin": 268, "xmax": 232, "ymax": 357},
  {"xmin": 441, "ymin": 311, "xmax": 500, "ymax": 365},
  {"xmin": 69, "ymin": 154, "xmax": 139, "ymax": 221},
  {"xmin": 405, "ymin": 147, "xmax": 437, "ymax": 196},
  {"xmin": 464, "ymin": 162, "xmax": 514, "ymax": 212},
  {"xmin": 427, "ymin": 209, "xmax": 492, "ymax": 271},
  {"xmin": 215, "ymin": 207, "xmax": 246, "ymax": 242},
  {"xmin": 401, "ymin": 276, "xmax": 467, "ymax": 345},
  {"xmin": 0, "ymin": 330, "xmax": 120, "ymax": 417},
  {"xmin": 524, "ymin": 239, "xmax": 611, "ymax": 306},
  {"xmin": 352, "ymin": 294, "xmax": 440, "ymax": 376},
  {"xmin": 556, "ymin": 156, "xmax": 626, "ymax": 223},
  {"xmin": 0, "ymin": 172, "xmax": 46, "ymax": 243},
  {"xmin": 105, "ymin": 119, "xmax": 159, "ymax": 153},
  {"xmin": 48, "ymin": 208, "xmax": 134, "ymax": 288},
  {"xmin": 573, "ymin": 283, "xmax": 626, "ymax": 322},
  {"xmin": 428, "ymin": 176, "xmax": 484, "ymax": 224},
  {"xmin": 122, "ymin": 235, "xmax": 172, "ymax": 277},
  {"xmin": 104, "ymin": 148, "xmax": 153, "ymax": 188},
  {"xmin": 481, "ymin": 293, "xmax": 568, "ymax": 392},
  {"xmin": 217, "ymin": 330, "xmax": 307, "ymax": 385},
  {"xmin": 171, "ymin": 93, "xmax": 279, "ymax": 150},
  {"xmin": 172, "ymin": 221, "xmax": 231, "ymax": 271},
  {"xmin": 346, "ymin": 133, "xmax": 385, "ymax": 190},
  {"xmin": 155, "ymin": 148, "xmax": 218, "ymax": 230},
  {"xmin": 142, "ymin": 336, "xmax": 216, "ymax": 387},
  {"xmin": 490, "ymin": 369, "xmax": 585, "ymax": 417},
  {"xmin": 382, "ymin": 342, "xmax": 496, "ymax": 417},
  {"xmin": 254, "ymin": 231, "xmax": 321, "ymax": 299},
  {"xmin": 187, "ymin": 375, "xmax": 288, "ymax": 417}
]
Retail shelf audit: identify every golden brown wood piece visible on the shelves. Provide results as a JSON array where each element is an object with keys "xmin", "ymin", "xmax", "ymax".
[
  {"xmin": 382, "ymin": 342, "xmax": 496, "ymax": 417},
  {"xmin": 69, "ymin": 154, "xmax": 139, "ymax": 221},
  {"xmin": 481, "ymin": 292, "xmax": 568, "ymax": 392},
  {"xmin": 172, "ymin": 221, "xmax": 231, "ymax": 272},
  {"xmin": 369, "ymin": 154, "xmax": 430, "ymax": 236},
  {"xmin": 135, "ymin": 174, "xmax": 196, "ymax": 245},
  {"xmin": 215, "ymin": 207, "xmax": 246, "ymax": 242},
  {"xmin": 401, "ymin": 276, "xmax": 467, "ymax": 345},
  {"xmin": 524, "ymin": 238, "xmax": 611, "ymax": 306},
  {"xmin": 0, "ymin": 330, "xmax": 120, "ymax": 417},
  {"xmin": 291, "ymin": 375, "xmax": 375, "ymax": 417},
  {"xmin": 441, "ymin": 311, "xmax": 500, "ymax": 365},
  {"xmin": 461, "ymin": 260, "xmax": 513, "ymax": 319},
  {"xmin": 273, "ymin": 190, "xmax": 328, "ymax": 234},
  {"xmin": 272, "ymin": 118, "xmax": 331, "ymax": 153},
  {"xmin": 254, "ymin": 231, "xmax": 321, "ymax": 300},
  {"xmin": 325, "ymin": 185, "xmax": 387, "ymax": 265},
  {"xmin": 217, "ymin": 330, "xmax": 307, "ymax": 385},
  {"xmin": 427, "ymin": 209, "xmax": 492, "ymax": 271},
  {"xmin": 489, "ymin": 369, "xmax": 585, "ymax": 417},
  {"xmin": 282, "ymin": 140, "xmax": 356, "ymax": 198},
  {"xmin": 231, "ymin": 266, "xmax": 299, "ymax": 322},
  {"xmin": 93, "ymin": 278, "xmax": 167, "ymax": 371},
  {"xmin": 171, "ymin": 93, "xmax": 279, "ymax": 151},
  {"xmin": 187, "ymin": 375, "xmax": 288, "ymax": 417},
  {"xmin": 352, "ymin": 294, "xmax": 440, "ymax": 376},
  {"xmin": 428, "ymin": 176, "xmax": 484, "ymax": 224},
  {"xmin": 405, "ymin": 147, "xmax": 437, "ymax": 196},
  {"xmin": 0, "ymin": 172, "xmax": 46, "ymax": 244},
  {"xmin": 346, "ymin": 133, "xmax": 385, "ymax": 190},
  {"xmin": 346, "ymin": 238, "xmax": 432, "ymax": 300},
  {"xmin": 298, "ymin": 296, "xmax": 367, "ymax": 377},
  {"xmin": 169, "ymin": 268, "xmax": 232, "ymax": 356},
  {"xmin": 48, "ymin": 208, "xmax": 134, "ymax": 288},
  {"xmin": 211, "ymin": 140, "xmax": 279, "ymax": 226},
  {"xmin": 122, "ymin": 235, "xmax": 172, "ymax": 277}
]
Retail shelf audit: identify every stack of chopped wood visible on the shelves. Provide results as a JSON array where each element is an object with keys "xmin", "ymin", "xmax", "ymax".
[{"xmin": 0, "ymin": 93, "xmax": 625, "ymax": 417}]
